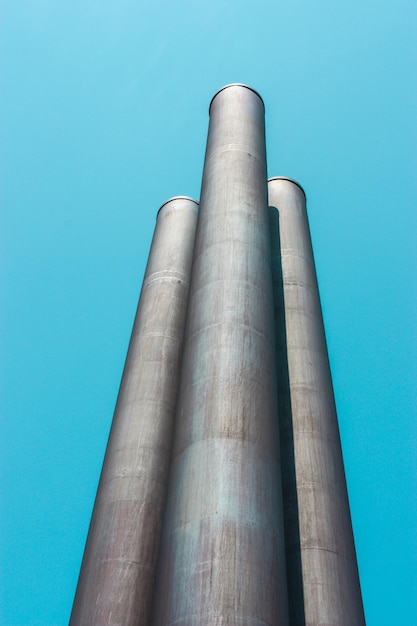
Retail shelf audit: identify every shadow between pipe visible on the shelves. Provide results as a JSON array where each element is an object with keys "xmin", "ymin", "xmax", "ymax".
[{"xmin": 269, "ymin": 206, "xmax": 306, "ymax": 626}]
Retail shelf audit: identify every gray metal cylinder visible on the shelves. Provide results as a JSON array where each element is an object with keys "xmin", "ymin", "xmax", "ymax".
[
  {"xmin": 70, "ymin": 196, "xmax": 199, "ymax": 626},
  {"xmin": 152, "ymin": 85, "xmax": 289, "ymax": 626},
  {"xmin": 268, "ymin": 177, "xmax": 365, "ymax": 626}
]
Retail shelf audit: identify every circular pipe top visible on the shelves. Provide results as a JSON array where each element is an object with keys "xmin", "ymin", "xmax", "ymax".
[
  {"xmin": 157, "ymin": 196, "xmax": 199, "ymax": 219},
  {"xmin": 209, "ymin": 83, "xmax": 264, "ymax": 114},
  {"xmin": 268, "ymin": 176, "xmax": 306, "ymax": 199}
]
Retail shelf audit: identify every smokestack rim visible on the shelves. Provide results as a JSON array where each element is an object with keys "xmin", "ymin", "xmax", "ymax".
[
  {"xmin": 156, "ymin": 196, "xmax": 199, "ymax": 219},
  {"xmin": 209, "ymin": 83, "xmax": 264, "ymax": 114},
  {"xmin": 268, "ymin": 176, "xmax": 306, "ymax": 199}
]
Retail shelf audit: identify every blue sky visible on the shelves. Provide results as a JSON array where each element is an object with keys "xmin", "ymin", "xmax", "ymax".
[{"xmin": 1, "ymin": 1, "xmax": 416, "ymax": 624}]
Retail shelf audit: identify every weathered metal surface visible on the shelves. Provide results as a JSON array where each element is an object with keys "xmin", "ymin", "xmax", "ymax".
[
  {"xmin": 152, "ymin": 85, "xmax": 289, "ymax": 626},
  {"xmin": 70, "ymin": 197, "xmax": 199, "ymax": 626},
  {"xmin": 268, "ymin": 177, "xmax": 365, "ymax": 626}
]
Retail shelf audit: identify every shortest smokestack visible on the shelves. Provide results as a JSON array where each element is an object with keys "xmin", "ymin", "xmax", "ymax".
[{"xmin": 70, "ymin": 196, "xmax": 199, "ymax": 626}]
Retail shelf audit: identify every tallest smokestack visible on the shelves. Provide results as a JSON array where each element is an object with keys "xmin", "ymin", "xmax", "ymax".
[{"xmin": 152, "ymin": 84, "xmax": 290, "ymax": 625}]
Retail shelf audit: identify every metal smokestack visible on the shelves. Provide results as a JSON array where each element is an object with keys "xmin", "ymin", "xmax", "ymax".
[
  {"xmin": 71, "ymin": 89, "xmax": 366, "ymax": 626},
  {"xmin": 70, "ymin": 196, "xmax": 198, "ymax": 626},
  {"xmin": 268, "ymin": 177, "xmax": 365, "ymax": 625},
  {"xmin": 152, "ymin": 85, "xmax": 289, "ymax": 625}
]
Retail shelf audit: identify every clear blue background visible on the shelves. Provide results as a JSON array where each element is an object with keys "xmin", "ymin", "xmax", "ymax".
[{"xmin": 1, "ymin": 1, "xmax": 416, "ymax": 624}]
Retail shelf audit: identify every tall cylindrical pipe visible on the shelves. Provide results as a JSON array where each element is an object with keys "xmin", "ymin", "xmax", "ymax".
[
  {"xmin": 268, "ymin": 177, "xmax": 365, "ymax": 626},
  {"xmin": 152, "ymin": 86, "xmax": 289, "ymax": 626},
  {"xmin": 70, "ymin": 196, "xmax": 199, "ymax": 626}
]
